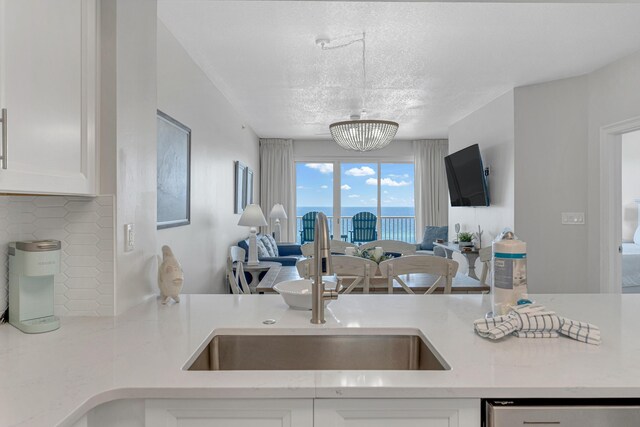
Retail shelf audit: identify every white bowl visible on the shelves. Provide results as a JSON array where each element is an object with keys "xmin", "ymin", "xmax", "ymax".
[{"xmin": 273, "ymin": 279, "xmax": 336, "ymax": 310}]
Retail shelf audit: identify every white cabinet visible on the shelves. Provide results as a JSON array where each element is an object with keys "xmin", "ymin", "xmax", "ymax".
[
  {"xmin": 0, "ymin": 0, "xmax": 97, "ymax": 195},
  {"xmin": 143, "ymin": 398, "xmax": 479, "ymax": 427},
  {"xmin": 145, "ymin": 399, "xmax": 314, "ymax": 427},
  {"xmin": 314, "ymin": 399, "xmax": 480, "ymax": 427}
]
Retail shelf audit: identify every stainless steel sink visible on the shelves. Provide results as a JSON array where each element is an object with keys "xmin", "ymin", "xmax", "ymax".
[{"xmin": 187, "ymin": 334, "xmax": 449, "ymax": 371}]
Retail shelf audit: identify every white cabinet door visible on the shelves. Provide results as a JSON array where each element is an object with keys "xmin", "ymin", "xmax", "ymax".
[
  {"xmin": 145, "ymin": 399, "xmax": 314, "ymax": 427},
  {"xmin": 314, "ymin": 399, "xmax": 480, "ymax": 427},
  {"xmin": 0, "ymin": 0, "xmax": 97, "ymax": 195}
]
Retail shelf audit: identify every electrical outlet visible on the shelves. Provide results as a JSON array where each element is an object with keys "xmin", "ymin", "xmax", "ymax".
[
  {"xmin": 561, "ymin": 212, "xmax": 585, "ymax": 225},
  {"xmin": 125, "ymin": 224, "xmax": 135, "ymax": 252}
]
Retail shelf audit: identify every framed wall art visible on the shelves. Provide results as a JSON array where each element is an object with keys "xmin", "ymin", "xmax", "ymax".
[
  {"xmin": 234, "ymin": 161, "xmax": 247, "ymax": 214},
  {"xmin": 157, "ymin": 110, "xmax": 191, "ymax": 229}
]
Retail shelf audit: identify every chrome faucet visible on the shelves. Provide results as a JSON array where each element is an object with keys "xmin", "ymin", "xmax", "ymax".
[{"xmin": 311, "ymin": 212, "xmax": 337, "ymax": 324}]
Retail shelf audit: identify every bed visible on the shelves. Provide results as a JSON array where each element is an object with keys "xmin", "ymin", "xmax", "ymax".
[{"xmin": 622, "ymin": 241, "xmax": 640, "ymax": 288}]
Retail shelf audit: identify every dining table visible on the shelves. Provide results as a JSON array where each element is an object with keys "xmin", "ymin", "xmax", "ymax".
[{"xmin": 256, "ymin": 265, "xmax": 490, "ymax": 294}]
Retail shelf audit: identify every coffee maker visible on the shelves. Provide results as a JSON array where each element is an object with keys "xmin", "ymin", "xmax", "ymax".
[{"xmin": 9, "ymin": 240, "xmax": 61, "ymax": 333}]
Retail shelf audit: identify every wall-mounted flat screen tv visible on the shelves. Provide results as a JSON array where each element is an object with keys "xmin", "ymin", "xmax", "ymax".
[{"xmin": 444, "ymin": 144, "xmax": 490, "ymax": 207}]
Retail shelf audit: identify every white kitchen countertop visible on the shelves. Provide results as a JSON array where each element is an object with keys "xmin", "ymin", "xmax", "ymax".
[{"xmin": 1, "ymin": 293, "xmax": 640, "ymax": 426}]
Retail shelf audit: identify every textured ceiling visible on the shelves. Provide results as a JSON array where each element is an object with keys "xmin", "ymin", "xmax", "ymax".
[{"xmin": 158, "ymin": 1, "xmax": 640, "ymax": 139}]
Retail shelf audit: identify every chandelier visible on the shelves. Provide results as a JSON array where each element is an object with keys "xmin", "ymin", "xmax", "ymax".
[
  {"xmin": 318, "ymin": 33, "xmax": 399, "ymax": 152},
  {"xmin": 330, "ymin": 118, "xmax": 398, "ymax": 151}
]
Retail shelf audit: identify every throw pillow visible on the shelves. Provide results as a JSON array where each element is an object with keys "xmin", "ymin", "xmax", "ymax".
[
  {"xmin": 256, "ymin": 240, "xmax": 270, "ymax": 258},
  {"xmin": 259, "ymin": 235, "xmax": 276, "ymax": 257},
  {"xmin": 263, "ymin": 234, "xmax": 279, "ymax": 257},
  {"xmin": 421, "ymin": 226, "xmax": 448, "ymax": 251}
]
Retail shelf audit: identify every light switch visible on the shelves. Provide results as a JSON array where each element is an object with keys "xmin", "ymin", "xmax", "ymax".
[
  {"xmin": 125, "ymin": 224, "xmax": 135, "ymax": 252},
  {"xmin": 561, "ymin": 212, "xmax": 585, "ymax": 225}
]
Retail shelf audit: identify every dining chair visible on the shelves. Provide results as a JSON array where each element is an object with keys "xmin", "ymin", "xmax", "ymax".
[
  {"xmin": 227, "ymin": 246, "xmax": 251, "ymax": 294},
  {"xmin": 378, "ymin": 255, "xmax": 459, "ymax": 294},
  {"xmin": 331, "ymin": 255, "xmax": 379, "ymax": 294},
  {"xmin": 350, "ymin": 212, "xmax": 377, "ymax": 243},
  {"xmin": 301, "ymin": 242, "xmax": 314, "ymax": 257},
  {"xmin": 330, "ymin": 240, "xmax": 358, "ymax": 254},
  {"xmin": 296, "ymin": 258, "xmax": 312, "ymax": 279},
  {"xmin": 478, "ymin": 246, "xmax": 492, "ymax": 288}
]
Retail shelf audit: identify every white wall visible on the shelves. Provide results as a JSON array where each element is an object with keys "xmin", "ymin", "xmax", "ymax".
[
  {"xmin": 448, "ymin": 90, "xmax": 515, "ymax": 249},
  {"xmin": 157, "ymin": 22, "xmax": 260, "ymax": 294},
  {"xmin": 514, "ymin": 76, "xmax": 589, "ymax": 293},
  {"xmin": 100, "ymin": 0, "xmax": 158, "ymax": 314},
  {"xmin": 622, "ymin": 130, "xmax": 640, "ymax": 242}
]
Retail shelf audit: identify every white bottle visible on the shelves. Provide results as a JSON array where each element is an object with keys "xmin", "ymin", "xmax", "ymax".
[{"xmin": 491, "ymin": 230, "xmax": 527, "ymax": 316}]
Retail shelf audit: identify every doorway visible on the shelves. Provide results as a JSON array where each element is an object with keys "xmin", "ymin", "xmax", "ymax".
[
  {"xmin": 600, "ymin": 118, "xmax": 640, "ymax": 293},
  {"xmin": 621, "ymin": 130, "xmax": 640, "ymax": 293}
]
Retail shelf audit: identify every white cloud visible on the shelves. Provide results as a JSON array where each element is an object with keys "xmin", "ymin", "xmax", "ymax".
[
  {"xmin": 340, "ymin": 184, "xmax": 351, "ymax": 190},
  {"xmin": 305, "ymin": 163, "xmax": 333, "ymax": 174},
  {"xmin": 297, "ymin": 185, "xmax": 304, "ymax": 189},
  {"xmin": 383, "ymin": 190, "xmax": 388, "ymax": 194},
  {"xmin": 345, "ymin": 166, "xmax": 375, "ymax": 177},
  {"xmin": 370, "ymin": 198, "xmax": 377, "ymax": 202},
  {"xmin": 388, "ymin": 173, "xmax": 410, "ymax": 179},
  {"xmin": 348, "ymin": 194, "xmax": 360, "ymax": 198},
  {"xmin": 367, "ymin": 177, "xmax": 411, "ymax": 187},
  {"xmin": 320, "ymin": 185, "xmax": 328, "ymax": 189}
]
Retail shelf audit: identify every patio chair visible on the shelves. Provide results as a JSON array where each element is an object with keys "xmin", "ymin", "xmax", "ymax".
[
  {"xmin": 378, "ymin": 255, "xmax": 459, "ymax": 294},
  {"xmin": 226, "ymin": 246, "xmax": 251, "ymax": 294},
  {"xmin": 350, "ymin": 211, "xmax": 378, "ymax": 243},
  {"xmin": 299, "ymin": 211, "xmax": 318, "ymax": 244}
]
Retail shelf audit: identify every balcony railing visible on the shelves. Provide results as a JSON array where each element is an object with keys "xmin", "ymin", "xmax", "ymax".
[{"xmin": 296, "ymin": 216, "xmax": 416, "ymax": 244}]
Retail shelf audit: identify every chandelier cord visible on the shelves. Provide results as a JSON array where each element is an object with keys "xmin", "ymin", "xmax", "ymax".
[{"xmin": 319, "ymin": 32, "xmax": 367, "ymax": 115}]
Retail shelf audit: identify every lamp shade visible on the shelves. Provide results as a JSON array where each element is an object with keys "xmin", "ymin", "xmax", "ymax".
[
  {"xmin": 269, "ymin": 203, "xmax": 288, "ymax": 220},
  {"xmin": 238, "ymin": 204, "xmax": 268, "ymax": 227}
]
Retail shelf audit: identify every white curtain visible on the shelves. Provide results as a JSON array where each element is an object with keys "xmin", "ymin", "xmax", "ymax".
[
  {"xmin": 414, "ymin": 139, "xmax": 449, "ymax": 241},
  {"xmin": 259, "ymin": 139, "xmax": 295, "ymax": 242}
]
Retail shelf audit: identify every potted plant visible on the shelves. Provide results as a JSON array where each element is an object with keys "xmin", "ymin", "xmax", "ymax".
[{"xmin": 458, "ymin": 232, "xmax": 474, "ymax": 247}]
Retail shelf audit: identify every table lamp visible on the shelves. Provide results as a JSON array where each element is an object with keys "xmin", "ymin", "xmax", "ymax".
[
  {"xmin": 238, "ymin": 204, "xmax": 268, "ymax": 265},
  {"xmin": 269, "ymin": 203, "xmax": 288, "ymax": 243}
]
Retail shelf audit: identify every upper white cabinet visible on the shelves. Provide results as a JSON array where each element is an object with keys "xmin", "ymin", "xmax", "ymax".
[{"xmin": 0, "ymin": 0, "xmax": 97, "ymax": 195}]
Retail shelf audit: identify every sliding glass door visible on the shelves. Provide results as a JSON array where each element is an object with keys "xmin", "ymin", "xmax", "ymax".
[
  {"xmin": 295, "ymin": 162, "xmax": 334, "ymax": 243},
  {"xmin": 295, "ymin": 161, "xmax": 415, "ymax": 243}
]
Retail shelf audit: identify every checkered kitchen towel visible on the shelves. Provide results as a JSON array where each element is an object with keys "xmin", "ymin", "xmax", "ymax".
[{"xmin": 474, "ymin": 304, "xmax": 600, "ymax": 345}]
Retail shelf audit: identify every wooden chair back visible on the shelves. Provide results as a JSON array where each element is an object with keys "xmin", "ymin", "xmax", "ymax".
[
  {"xmin": 360, "ymin": 240, "xmax": 416, "ymax": 256},
  {"xmin": 301, "ymin": 242, "xmax": 314, "ymax": 257},
  {"xmin": 299, "ymin": 211, "xmax": 318, "ymax": 244},
  {"xmin": 331, "ymin": 255, "xmax": 379, "ymax": 294},
  {"xmin": 350, "ymin": 211, "xmax": 377, "ymax": 243},
  {"xmin": 330, "ymin": 240, "xmax": 358, "ymax": 254},
  {"xmin": 378, "ymin": 255, "xmax": 459, "ymax": 294},
  {"xmin": 227, "ymin": 246, "xmax": 250, "ymax": 294},
  {"xmin": 296, "ymin": 258, "xmax": 312, "ymax": 279},
  {"xmin": 478, "ymin": 246, "xmax": 492, "ymax": 288}
]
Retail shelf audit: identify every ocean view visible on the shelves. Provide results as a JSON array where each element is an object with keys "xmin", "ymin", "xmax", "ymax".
[
  {"xmin": 296, "ymin": 206, "xmax": 415, "ymax": 217},
  {"xmin": 295, "ymin": 206, "xmax": 416, "ymax": 243}
]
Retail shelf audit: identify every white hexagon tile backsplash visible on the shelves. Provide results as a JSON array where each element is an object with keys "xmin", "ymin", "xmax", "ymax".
[{"xmin": 0, "ymin": 195, "xmax": 115, "ymax": 317}]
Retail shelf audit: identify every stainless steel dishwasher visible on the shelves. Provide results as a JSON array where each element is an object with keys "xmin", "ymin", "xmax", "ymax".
[{"xmin": 484, "ymin": 399, "xmax": 640, "ymax": 426}]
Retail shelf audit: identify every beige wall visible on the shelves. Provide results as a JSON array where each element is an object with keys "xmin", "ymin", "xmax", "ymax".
[
  {"xmin": 622, "ymin": 130, "xmax": 640, "ymax": 242},
  {"xmin": 157, "ymin": 22, "xmax": 260, "ymax": 294}
]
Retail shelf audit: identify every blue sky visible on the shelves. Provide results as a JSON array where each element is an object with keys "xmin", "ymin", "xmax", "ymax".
[{"xmin": 296, "ymin": 162, "xmax": 415, "ymax": 208}]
